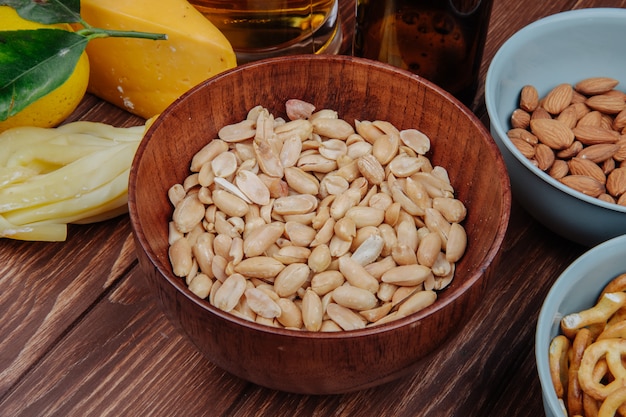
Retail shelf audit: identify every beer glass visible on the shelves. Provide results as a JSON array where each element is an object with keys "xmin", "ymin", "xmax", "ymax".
[
  {"xmin": 354, "ymin": 0, "xmax": 493, "ymax": 107},
  {"xmin": 191, "ymin": 0, "xmax": 343, "ymax": 64}
]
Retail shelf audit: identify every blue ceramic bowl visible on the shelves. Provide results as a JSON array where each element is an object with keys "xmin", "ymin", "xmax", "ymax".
[
  {"xmin": 535, "ymin": 234, "xmax": 626, "ymax": 417},
  {"xmin": 485, "ymin": 8, "xmax": 626, "ymax": 247}
]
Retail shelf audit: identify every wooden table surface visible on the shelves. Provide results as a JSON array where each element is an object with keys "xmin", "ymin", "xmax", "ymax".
[{"xmin": 2, "ymin": 1, "xmax": 626, "ymax": 416}]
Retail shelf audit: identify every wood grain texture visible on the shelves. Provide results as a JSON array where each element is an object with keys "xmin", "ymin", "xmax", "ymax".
[{"xmin": 2, "ymin": 0, "xmax": 625, "ymax": 415}]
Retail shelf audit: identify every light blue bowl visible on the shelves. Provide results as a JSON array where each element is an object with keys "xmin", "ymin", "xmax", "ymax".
[
  {"xmin": 535, "ymin": 234, "xmax": 626, "ymax": 417},
  {"xmin": 485, "ymin": 8, "xmax": 626, "ymax": 247}
]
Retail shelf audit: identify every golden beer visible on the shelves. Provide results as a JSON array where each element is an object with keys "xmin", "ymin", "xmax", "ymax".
[
  {"xmin": 354, "ymin": 0, "xmax": 493, "ymax": 106},
  {"xmin": 191, "ymin": 0, "xmax": 342, "ymax": 63}
]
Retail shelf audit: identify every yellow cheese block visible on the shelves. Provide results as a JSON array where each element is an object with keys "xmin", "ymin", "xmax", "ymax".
[{"xmin": 80, "ymin": 0, "xmax": 237, "ymax": 119}]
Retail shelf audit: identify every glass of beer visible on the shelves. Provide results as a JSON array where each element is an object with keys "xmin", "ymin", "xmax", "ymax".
[
  {"xmin": 191, "ymin": 0, "xmax": 343, "ymax": 64},
  {"xmin": 353, "ymin": 0, "xmax": 493, "ymax": 107}
]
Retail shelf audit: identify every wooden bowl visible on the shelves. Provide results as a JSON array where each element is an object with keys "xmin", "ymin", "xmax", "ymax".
[{"xmin": 128, "ymin": 55, "xmax": 511, "ymax": 395}]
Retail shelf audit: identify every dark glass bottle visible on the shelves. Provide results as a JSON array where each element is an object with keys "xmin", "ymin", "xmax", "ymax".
[{"xmin": 354, "ymin": 0, "xmax": 493, "ymax": 107}]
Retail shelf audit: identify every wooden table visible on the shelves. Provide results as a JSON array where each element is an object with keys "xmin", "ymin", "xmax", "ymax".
[{"xmin": 2, "ymin": 1, "xmax": 626, "ymax": 415}]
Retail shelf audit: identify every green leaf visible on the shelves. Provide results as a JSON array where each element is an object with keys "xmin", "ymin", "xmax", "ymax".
[
  {"xmin": 0, "ymin": 29, "xmax": 86, "ymax": 119},
  {"xmin": 0, "ymin": 0, "xmax": 81, "ymax": 24}
]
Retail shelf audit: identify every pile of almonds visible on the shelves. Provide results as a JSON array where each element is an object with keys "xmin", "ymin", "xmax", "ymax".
[{"xmin": 508, "ymin": 77, "xmax": 626, "ymax": 205}]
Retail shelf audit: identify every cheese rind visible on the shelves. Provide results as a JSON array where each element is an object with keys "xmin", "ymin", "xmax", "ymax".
[{"xmin": 80, "ymin": 0, "xmax": 237, "ymax": 119}]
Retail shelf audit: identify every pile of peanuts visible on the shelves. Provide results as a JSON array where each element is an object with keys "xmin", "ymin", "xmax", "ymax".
[
  {"xmin": 167, "ymin": 100, "xmax": 468, "ymax": 331},
  {"xmin": 508, "ymin": 77, "xmax": 626, "ymax": 205},
  {"xmin": 550, "ymin": 273, "xmax": 626, "ymax": 417}
]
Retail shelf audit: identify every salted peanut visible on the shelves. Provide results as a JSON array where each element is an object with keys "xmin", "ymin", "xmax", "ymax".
[
  {"xmin": 391, "ymin": 182, "xmax": 424, "ymax": 216},
  {"xmin": 416, "ymin": 231, "xmax": 441, "ymax": 268},
  {"xmin": 372, "ymin": 134, "xmax": 400, "ymax": 165},
  {"xmin": 273, "ymin": 194, "xmax": 318, "ymax": 215},
  {"xmin": 211, "ymin": 189, "xmax": 249, "ymax": 218},
  {"xmin": 382, "ymin": 264, "xmax": 433, "ymax": 286},
  {"xmin": 233, "ymin": 170, "xmax": 270, "ymax": 206},
  {"xmin": 276, "ymin": 298, "xmax": 303, "ymax": 329},
  {"xmin": 425, "ymin": 208, "xmax": 451, "ymax": 247},
  {"xmin": 188, "ymin": 273, "xmax": 212, "ymax": 299},
  {"xmin": 211, "ymin": 254, "xmax": 228, "ymax": 283},
  {"xmin": 319, "ymin": 138, "xmax": 348, "ymax": 160},
  {"xmin": 273, "ymin": 263, "xmax": 310, "ymax": 297},
  {"xmin": 213, "ymin": 273, "xmax": 247, "ymax": 312},
  {"xmin": 397, "ymin": 290, "xmax": 437, "ymax": 316},
  {"xmin": 355, "ymin": 120, "xmax": 385, "ymax": 144},
  {"xmin": 296, "ymin": 153, "xmax": 337, "ymax": 173},
  {"xmin": 347, "ymin": 140, "xmax": 373, "ymax": 160},
  {"xmin": 332, "ymin": 285, "xmax": 378, "ymax": 311},
  {"xmin": 320, "ymin": 174, "xmax": 349, "ymax": 196},
  {"xmin": 338, "ymin": 255, "xmax": 379, "ymax": 293},
  {"xmin": 390, "ymin": 154, "xmax": 426, "ymax": 178},
  {"xmin": 376, "ymin": 282, "xmax": 398, "ymax": 303},
  {"xmin": 242, "ymin": 221, "xmax": 284, "ymax": 257},
  {"xmin": 360, "ymin": 302, "xmax": 393, "ymax": 323},
  {"xmin": 398, "ymin": 128, "xmax": 430, "ymax": 155},
  {"xmin": 446, "ymin": 223, "xmax": 467, "ymax": 263},
  {"xmin": 391, "ymin": 243, "xmax": 418, "ymax": 266},
  {"xmin": 311, "ymin": 270, "xmax": 344, "ymax": 296},
  {"xmin": 357, "ymin": 153, "xmax": 385, "ymax": 185},
  {"xmin": 432, "ymin": 197, "xmax": 466, "ymax": 223},
  {"xmin": 328, "ymin": 234, "xmax": 352, "ymax": 257},
  {"xmin": 279, "ymin": 135, "xmax": 302, "ymax": 169},
  {"xmin": 365, "ymin": 256, "xmax": 397, "ymax": 280},
  {"xmin": 284, "ymin": 221, "xmax": 317, "ymax": 247},
  {"xmin": 169, "ymin": 236, "xmax": 193, "ymax": 277},
  {"xmin": 228, "ymin": 236, "xmax": 244, "ymax": 265},
  {"xmin": 396, "ymin": 218, "xmax": 419, "ymax": 252},
  {"xmin": 301, "ymin": 289, "xmax": 324, "ymax": 331},
  {"xmin": 285, "ymin": 98, "xmax": 316, "ymax": 120},
  {"xmin": 274, "ymin": 118, "xmax": 313, "ymax": 141},
  {"xmin": 168, "ymin": 183, "xmax": 186, "ymax": 207},
  {"xmin": 326, "ymin": 303, "xmax": 367, "ymax": 331},
  {"xmin": 307, "ymin": 244, "xmax": 332, "ymax": 273},
  {"xmin": 253, "ymin": 138, "xmax": 283, "ymax": 178},
  {"xmin": 244, "ymin": 287, "xmax": 281, "ymax": 319},
  {"xmin": 234, "ymin": 256, "xmax": 286, "ymax": 279},
  {"xmin": 351, "ymin": 233, "xmax": 385, "ymax": 266},
  {"xmin": 344, "ymin": 206, "xmax": 385, "ymax": 228},
  {"xmin": 190, "ymin": 139, "xmax": 230, "ymax": 172},
  {"xmin": 433, "ymin": 264, "xmax": 455, "ymax": 290},
  {"xmin": 172, "ymin": 193, "xmax": 205, "ymax": 234},
  {"xmin": 273, "ymin": 245, "xmax": 311, "ymax": 264},
  {"xmin": 431, "ymin": 252, "xmax": 452, "ymax": 277},
  {"xmin": 312, "ymin": 117, "xmax": 355, "ymax": 139},
  {"xmin": 329, "ymin": 187, "xmax": 361, "ymax": 219}
]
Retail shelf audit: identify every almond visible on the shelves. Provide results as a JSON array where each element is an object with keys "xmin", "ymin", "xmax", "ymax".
[
  {"xmin": 542, "ymin": 83, "xmax": 573, "ymax": 114},
  {"xmin": 530, "ymin": 118, "xmax": 575, "ymax": 150},
  {"xmin": 614, "ymin": 138, "xmax": 626, "ymax": 161},
  {"xmin": 568, "ymin": 157, "xmax": 606, "ymax": 184},
  {"xmin": 577, "ymin": 143, "xmax": 620, "ymax": 163},
  {"xmin": 520, "ymin": 85, "xmax": 539, "ymax": 112},
  {"xmin": 535, "ymin": 143, "xmax": 555, "ymax": 171},
  {"xmin": 585, "ymin": 94, "xmax": 625, "ymax": 114},
  {"xmin": 556, "ymin": 141, "xmax": 583, "ymax": 159},
  {"xmin": 606, "ymin": 167, "xmax": 626, "ymax": 197},
  {"xmin": 614, "ymin": 109, "xmax": 626, "ymax": 131},
  {"xmin": 559, "ymin": 175, "xmax": 605, "ymax": 197},
  {"xmin": 510, "ymin": 137, "xmax": 535, "ymax": 159},
  {"xmin": 511, "ymin": 108, "xmax": 531, "ymax": 129},
  {"xmin": 556, "ymin": 105, "xmax": 579, "ymax": 129},
  {"xmin": 576, "ymin": 110, "xmax": 603, "ymax": 128},
  {"xmin": 548, "ymin": 159, "xmax": 569, "ymax": 179},
  {"xmin": 575, "ymin": 77, "xmax": 620, "ymax": 95},
  {"xmin": 531, "ymin": 107, "xmax": 552, "ymax": 120},
  {"xmin": 572, "ymin": 125, "xmax": 620, "ymax": 145},
  {"xmin": 507, "ymin": 128, "xmax": 539, "ymax": 145}
]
